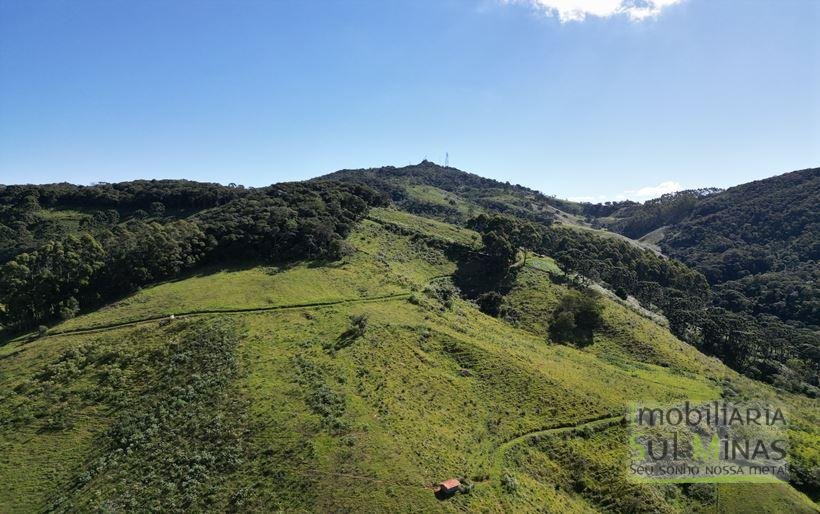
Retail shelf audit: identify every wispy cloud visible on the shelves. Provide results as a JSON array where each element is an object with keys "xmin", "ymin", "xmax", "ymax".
[{"xmin": 504, "ymin": 0, "xmax": 684, "ymax": 23}]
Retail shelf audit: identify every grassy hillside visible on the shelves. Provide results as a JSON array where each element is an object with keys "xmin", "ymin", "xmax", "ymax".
[{"xmin": 1, "ymin": 213, "xmax": 817, "ymax": 512}]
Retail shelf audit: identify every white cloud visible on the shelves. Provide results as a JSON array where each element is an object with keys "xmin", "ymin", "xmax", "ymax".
[
  {"xmin": 565, "ymin": 181, "xmax": 684, "ymax": 203},
  {"xmin": 618, "ymin": 180, "xmax": 684, "ymax": 200},
  {"xmin": 506, "ymin": 0, "xmax": 683, "ymax": 22}
]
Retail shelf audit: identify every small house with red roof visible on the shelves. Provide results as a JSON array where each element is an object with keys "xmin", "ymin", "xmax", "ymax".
[{"xmin": 434, "ymin": 478, "xmax": 461, "ymax": 498}]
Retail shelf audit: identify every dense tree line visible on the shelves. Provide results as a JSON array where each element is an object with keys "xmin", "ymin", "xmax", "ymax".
[
  {"xmin": 0, "ymin": 179, "xmax": 244, "ymax": 212},
  {"xmin": 544, "ymin": 225, "xmax": 817, "ymax": 394},
  {"xmin": 465, "ymin": 214, "xmax": 817, "ymax": 394},
  {"xmin": 582, "ymin": 188, "xmax": 722, "ymax": 238},
  {"xmin": 0, "ymin": 180, "xmax": 384, "ymax": 331},
  {"xmin": 194, "ymin": 182, "xmax": 382, "ymax": 261},
  {"xmin": 464, "ymin": 213, "xmax": 708, "ymax": 327},
  {"xmin": 0, "ymin": 180, "xmax": 247, "ymax": 263}
]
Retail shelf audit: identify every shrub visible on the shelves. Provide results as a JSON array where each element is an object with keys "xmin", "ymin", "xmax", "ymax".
[
  {"xmin": 501, "ymin": 472, "xmax": 519, "ymax": 494},
  {"xmin": 327, "ymin": 314, "xmax": 369, "ymax": 354},
  {"xmin": 424, "ymin": 280, "xmax": 459, "ymax": 309},
  {"xmin": 682, "ymin": 483, "xmax": 716, "ymax": 503},
  {"xmin": 349, "ymin": 314, "xmax": 368, "ymax": 337},
  {"xmin": 44, "ymin": 409, "xmax": 72, "ymax": 431},
  {"xmin": 33, "ymin": 320, "xmax": 249, "ymax": 510}
]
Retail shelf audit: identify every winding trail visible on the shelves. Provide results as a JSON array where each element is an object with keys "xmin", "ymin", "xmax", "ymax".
[{"xmin": 492, "ymin": 414, "xmax": 622, "ymax": 479}]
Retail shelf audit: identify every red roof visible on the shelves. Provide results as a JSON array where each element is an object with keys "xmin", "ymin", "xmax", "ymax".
[{"xmin": 440, "ymin": 478, "xmax": 460, "ymax": 490}]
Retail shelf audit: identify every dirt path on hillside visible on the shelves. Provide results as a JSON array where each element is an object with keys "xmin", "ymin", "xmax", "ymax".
[
  {"xmin": 28, "ymin": 292, "xmax": 411, "ymax": 340},
  {"xmin": 492, "ymin": 414, "xmax": 622, "ymax": 479},
  {"xmin": 28, "ymin": 273, "xmax": 466, "ymax": 341}
]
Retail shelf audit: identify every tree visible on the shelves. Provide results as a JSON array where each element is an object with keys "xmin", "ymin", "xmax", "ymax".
[
  {"xmin": 482, "ymin": 231, "xmax": 517, "ymax": 268},
  {"xmin": 549, "ymin": 290, "xmax": 603, "ymax": 346},
  {"xmin": 149, "ymin": 201, "xmax": 166, "ymax": 217}
]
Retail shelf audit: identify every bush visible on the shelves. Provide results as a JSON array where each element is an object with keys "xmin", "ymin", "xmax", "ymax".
[
  {"xmin": 327, "ymin": 314, "xmax": 369, "ymax": 354},
  {"xmin": 424, "ymin": 280, "xmax": 459, "ymax": 309},
  {"xmin": 682, "ymin": 483, "xmax": 716, "ymax": 503},
  {"xmin": 349, "ymin": 314, "xmax": 368, "ymax": 336},
  {"xmin": 501, "ymin": 472, "xmax": 519, "ymax": 494}
]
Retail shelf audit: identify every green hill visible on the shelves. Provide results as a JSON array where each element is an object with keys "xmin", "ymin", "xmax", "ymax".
[
  {"xmin": 1, "ymin": 208, "xmax": 818, "ymax": 512},
  {"xmin": 1, "ymin": 168, "xmax": 818, "ymax": 512}
]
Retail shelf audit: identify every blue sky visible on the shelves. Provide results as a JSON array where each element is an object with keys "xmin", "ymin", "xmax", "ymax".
[{"xmin": 1, "ymin": 0, "xmax": 817, "ymax": 201}]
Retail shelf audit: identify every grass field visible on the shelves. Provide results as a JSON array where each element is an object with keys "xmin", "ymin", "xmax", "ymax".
[{"xmin": 368, "ymin": 207, "xmax": 481, "ymax": 247}]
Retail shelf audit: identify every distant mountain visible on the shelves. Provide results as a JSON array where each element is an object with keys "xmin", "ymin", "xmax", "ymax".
[{"xmin": 596, "ymin": 168, "xmax": 818, "ymax": 286}]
